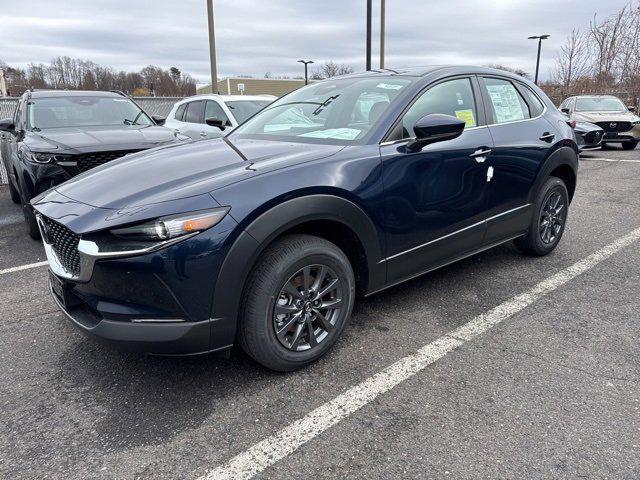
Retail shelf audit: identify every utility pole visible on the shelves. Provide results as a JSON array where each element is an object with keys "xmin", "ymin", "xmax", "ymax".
[
  {"xmin": 207, "ymin": 0, "xmax": 219, "ymax": 94},
  {"xmin": 366, "ymin": 0, "xmax": 372, "ymax": 70},
  {"xmin": 528, "ymin": 34, "xmax": 550, "ymax": 85},
  {"xmin": 298, "ymin": 60, "xmax": 314, "ymax": 85},
  {"xmin": 380, "ymin": 0, "xmax": 385, "ymax": 69}
]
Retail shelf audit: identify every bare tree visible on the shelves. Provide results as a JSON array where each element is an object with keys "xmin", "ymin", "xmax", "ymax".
[
  {"xmin": 554, "ymin": 29, "xmax": 591, "ymax": 88},
  {"xmin": 310, "ymin": 61, "xmax": 354, "ymax": 80}
]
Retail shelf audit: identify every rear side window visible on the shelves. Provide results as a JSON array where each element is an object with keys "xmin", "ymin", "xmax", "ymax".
[
  {"xmin": 174, "ymin": 103, "xmax": 186, "ymax": 121},
  {"xmin": 184, "ymin": 101, "xmax": 205, "ymax": 124},
  {"xmin": 483, "ymin": 78, "xmax": 530, "ymax": 124},
  {"xmin": 398, "ymin": 77, "xmax": 478, "ymax": 139},
  {"xmin": 519, "ymin": 85, "xmax": 545, "ymax": 117}
]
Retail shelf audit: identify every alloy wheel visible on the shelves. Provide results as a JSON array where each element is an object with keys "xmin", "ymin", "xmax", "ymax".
[
  {"xmin": 273, "ymin": 264, "xmax": 343, "ymax": 352},
  {"xmin": 539, "ymin": 191, "xmax": 565, "ymax": 244}
]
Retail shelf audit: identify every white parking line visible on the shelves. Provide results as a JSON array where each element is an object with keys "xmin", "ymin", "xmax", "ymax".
[
  {"xmin": 0, "ymin": 261, "xmax": 48, "ymax": 275},
  {"xmin": 200, "ymin": 226, "xmax": 640, "ymax": 480},
  {"xmin": 582, "ymin": 157, "xmax": 640, "ymax": 163}
]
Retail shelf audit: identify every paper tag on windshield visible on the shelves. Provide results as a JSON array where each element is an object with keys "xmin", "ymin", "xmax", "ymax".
[
  {"xmin": 301, "ymin": 128, "xmax": 362, "ymax": 140},
  {"xmin": 376, "ymin": 83, "xmax": 404, "ymax": 90}
]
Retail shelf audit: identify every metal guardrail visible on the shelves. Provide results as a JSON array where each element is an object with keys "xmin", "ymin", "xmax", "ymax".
[{"xmin": 0, "ymin": 96, "xmax": 184, "ymax": 185}]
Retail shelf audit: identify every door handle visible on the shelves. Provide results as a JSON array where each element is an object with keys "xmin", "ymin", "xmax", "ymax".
[
  {"xmin": 469, "ymin": 147, "xmax": 492, "ymax": 163},
  {"xmin": 199, "ymin": 131, "xmax": 207, "ymax": 137},
  {"xmin": 539, "ymin": 132, "xmax": 555, "ymax": 142}
]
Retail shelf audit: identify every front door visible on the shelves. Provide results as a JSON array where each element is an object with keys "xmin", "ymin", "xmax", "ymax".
[{"xmin": 381, "ymin": 77, "xmax": 494, "ymax": 283}]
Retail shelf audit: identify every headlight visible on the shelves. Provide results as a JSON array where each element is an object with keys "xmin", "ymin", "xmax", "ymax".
[
  {"xmin": 110, "ymin": 208, "xmax": 230, "ymax": 241},
  {"xmin": 27, "ymin": 152, "xmax": 73, "ymax": 164}
]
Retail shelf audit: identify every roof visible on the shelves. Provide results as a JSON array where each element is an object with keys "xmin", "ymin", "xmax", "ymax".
[
  {"xmin": 27, "ymin": 90, "xmax": 124, "ymax": 99},
  {"xmin": 177, "ymin": 94, "xmax": 276, "ymax": 103}
]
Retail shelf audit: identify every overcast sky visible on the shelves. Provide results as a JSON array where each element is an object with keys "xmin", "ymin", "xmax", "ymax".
[{"xmin": 0, "ymin": 0, "xmax": 631, "ymax": 85}]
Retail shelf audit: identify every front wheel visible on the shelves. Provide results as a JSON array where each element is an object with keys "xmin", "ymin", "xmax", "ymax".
[
  {"xmin": 622, "ymin": 140, "xmax": 638, "ymax": 150},
  {"xmin": 514, "ymin": 177, "xmax": 569, "ymax": 256},
  {"xmin": 239, "ymin": 234, "xmax": 355, "ymax": 372}
]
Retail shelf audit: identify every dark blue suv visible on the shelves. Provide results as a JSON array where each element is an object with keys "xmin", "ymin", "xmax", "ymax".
[{"xmin": 32, "ymin": 66, "xmax": 578, "ymax": 371}]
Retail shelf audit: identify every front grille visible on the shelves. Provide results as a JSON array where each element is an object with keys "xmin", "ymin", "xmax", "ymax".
[
  {"xmin": 584, "ymin": 130, "xmax": 603, "ymax": 144},
  {"xmin": 595, "ymin": 121, "xmax": 632, "ymax": 133},
  {"xmin": 75, "ymin": 150, "xmax": 141, "ymax": 173},
  {"xmin": 41, "ymin": 217, "xmax": 81, "ymax": 276}
]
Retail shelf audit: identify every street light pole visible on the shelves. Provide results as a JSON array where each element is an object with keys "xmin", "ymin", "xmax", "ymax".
[
  {"xmin": 528, "ymin": 34, "xmax": 550, "ymax": 85},
  {"xmin": 298, "ymin": 60, "xmax": 314, "ymax": 85},
  {"xmin": 366, "ymin": 0, "xmax": 372, "ymax": 70},
  {"xmin": 207, "ymin": 0, "xmax": 219, "ymax": 94},
  {"xmin": 380, "ymin": 0, "xmax": 385, "ymax": 69}
]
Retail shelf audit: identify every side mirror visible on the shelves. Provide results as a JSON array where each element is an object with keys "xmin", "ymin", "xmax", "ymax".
[
  {"xmin": 206, "ymin": 117, "xmax": 227, "ymax": 130},
  {"xmin": 406, "ymin": 114, "xmax": 466, "ymax": 152},
  {"xmin": 152, "ymin": 115, "xmax": 166, "ymax": 126},
  {"xmin": 0, "ymin": 118, "xmax": 15, "ymax": 132},
  {"xmin": 561, "ymin": 108, "xmax": 570, "ymax": 114},
  {"xmin": 628, "ymin": 106, "xmax": 636, "ymax": 112}
]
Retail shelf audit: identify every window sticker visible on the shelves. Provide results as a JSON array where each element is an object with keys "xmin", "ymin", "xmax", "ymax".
[
  {"xmin": 300, "ymin": 128, "xmax": 362, "ymax": 140},
  {"xmin": 455, "ymin": 109, "xmax": 476, "ymax": 128},
  {"xmin": 486, "ymin": 84, "xmax": 525, "ymax": 123},
  {"xmin": 376, "ymin": 83, "xmax": 404, "ymax": 90}
]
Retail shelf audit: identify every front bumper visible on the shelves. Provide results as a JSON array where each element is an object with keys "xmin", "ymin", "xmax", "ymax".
[
  {"xmin": 37, "ymin": 206, "xmax": 241, "ymax": 355},
  {"xmin": 49, "ymin": 279, "xmax": 224, "ymax": 355}
]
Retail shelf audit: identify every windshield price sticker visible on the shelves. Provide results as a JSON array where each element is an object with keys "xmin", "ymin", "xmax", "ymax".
[
  {"xmin": 376, "ymin": 83, "xmax": 404, "ymax": 90},
  {"xmin": 301, "ymin": 128, "xmax": 362, "ymax": 140}
]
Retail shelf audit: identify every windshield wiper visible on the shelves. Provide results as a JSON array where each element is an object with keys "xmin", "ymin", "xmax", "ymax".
[{"xmin": 312, "ymin": 95, "xmax": 340, "ymax": 116}]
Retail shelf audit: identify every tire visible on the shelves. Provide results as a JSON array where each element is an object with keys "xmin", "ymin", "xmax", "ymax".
[
  {"xmin": 18, "ymin": 184, "xmax": 41, "ymax": 240},
  {"xmin": 239, "ymin": 234, "xmax": 355, "ymax": 372},
  {"xmin": 8, "ymin": 179, "xmax": 20, "ymax": 204},
  {"xmin": 622, "ymin": 140, "xmax": 638, "ymax": 150},
  {"xmin": 514, "ymin": 177, "xmax": 569, "ymax": 256}
]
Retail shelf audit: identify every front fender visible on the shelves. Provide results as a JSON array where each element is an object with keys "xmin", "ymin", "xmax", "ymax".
[{"xmin": 210, "ymin": 194, "xmax": 386, "ymax": 344}]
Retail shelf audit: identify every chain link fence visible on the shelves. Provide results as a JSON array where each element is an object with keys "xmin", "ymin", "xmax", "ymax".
[{"xmin": 0, "ymin": 97, "xmax": 184, "ymax": 185}]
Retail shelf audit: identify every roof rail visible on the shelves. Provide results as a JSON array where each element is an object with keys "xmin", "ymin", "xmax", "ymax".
[{"xmin": 110, "ymin": 90, "xmax": 129, "ymax": 97}]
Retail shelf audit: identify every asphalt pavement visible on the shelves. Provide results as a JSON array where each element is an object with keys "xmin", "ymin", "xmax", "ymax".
[{"xmin": 1, "ymin": 147, "xmax": 639, "ymax": 479}]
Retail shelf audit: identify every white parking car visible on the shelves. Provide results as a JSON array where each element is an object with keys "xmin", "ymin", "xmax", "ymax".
[{"xmin": 164, "ymin": 94, "xmax": 275, "ymax": 140}]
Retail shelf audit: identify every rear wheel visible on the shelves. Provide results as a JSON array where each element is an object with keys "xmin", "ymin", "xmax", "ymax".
[
  {"xmin": 239, "ymin": 234, "xmax": 355, "ymax": 372},
  {"xmin": 622, "ymin": 140, "xmax": 638, "ymax": 150},
  {"xmin": 514, "ymin": 177, "xmax": 569, "ymax": 256}
]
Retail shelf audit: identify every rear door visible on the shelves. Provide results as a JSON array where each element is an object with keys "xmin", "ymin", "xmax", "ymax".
[{"xmin": 479, "ymin": 76, "xmax": 555, "ymax": 244}]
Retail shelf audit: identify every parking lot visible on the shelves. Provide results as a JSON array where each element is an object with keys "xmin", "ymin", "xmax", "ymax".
[{"xmin": 1, "ymin": 147, "xmax": 639, "ymax": 479}]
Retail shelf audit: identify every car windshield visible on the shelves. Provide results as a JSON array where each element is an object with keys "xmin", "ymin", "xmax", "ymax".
[
  {"xmin": 575, "ymin": 97, "xmax": 627, "ymax": 112},
  {"xmin": 225, "ymin": 100, "xmax": 273, "ymax": 124},
  {"xmin": 27, "ymin": 96, "xmax": 153, "ymax": 130},
  {"xmin": 231, "ymin": 77, "xmax": 414, "ymax": 143}
]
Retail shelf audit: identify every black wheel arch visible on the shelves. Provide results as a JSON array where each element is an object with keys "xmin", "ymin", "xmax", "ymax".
[
  {"xmin": 530, "ymin": 145, "xmax": 578, "ymax": 204},
  {"xmin": 209, "ymin": 194, "xmax": 386, "ymax": 348}
]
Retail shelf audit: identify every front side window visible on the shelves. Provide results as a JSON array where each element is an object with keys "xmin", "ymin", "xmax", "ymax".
[
  {"xmin": 27, "ymin": 96, "xmax": 152, "ymax": 130},
  {"xmin": 397, "ymin": 78, "xmax": 478, "ymax": 139},
  {"xmin": 225, "ymin": 100, "xmax": 272, "ymax": 124},
  {"xmin": 575, "ymin": 96, "xmax": 626, "ymax": 112},
  {"xmin": 232, "ymin": 77, "xmax": 414, "ymax": 144},
  {"xmin": 484, "ymin": 78, "xmax": 530, "ymax": 124},
  {"xmin": 205, "ymin": 101, "xmax": 230, "ymax": 124}
]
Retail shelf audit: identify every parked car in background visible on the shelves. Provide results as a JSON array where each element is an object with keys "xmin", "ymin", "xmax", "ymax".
[
  {"xmin": 33, "ymin": 66, "xmax": 578, "ymax": 371},
  {"xmin": 560, "ymin": 95, "xmax": 640, "ymax": 150},
  {"xmin": 0, "ymin": 90, "xmax": 188, "ymax": 238},
  {"xmin": 164, "ymin": 94, "xmax": 275, "ymax": 140}
]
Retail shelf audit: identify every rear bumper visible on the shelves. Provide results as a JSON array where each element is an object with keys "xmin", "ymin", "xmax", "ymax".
[{"xmin": 49, "ymin": 279, "xmax": 231, "ymax": 355}]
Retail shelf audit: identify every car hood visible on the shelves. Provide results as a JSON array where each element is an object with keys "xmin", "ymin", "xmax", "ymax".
[
  {"xmin": 572, "ymin": 111, "xmax": 640, "ymax": 123},
  {"xmin": 24, "ymin": 125, "xmax": 183, "ymax": 154},
  {"xmin": 50, "ymin": 137, "xmax": 344, "ymax": 209}
]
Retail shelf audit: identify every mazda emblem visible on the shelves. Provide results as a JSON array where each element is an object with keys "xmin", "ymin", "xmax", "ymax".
[{"xmin": 610, "ymin": 122, "xmax": 617, "ymax": 129}]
